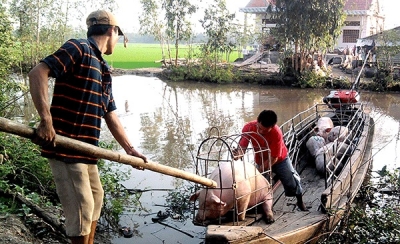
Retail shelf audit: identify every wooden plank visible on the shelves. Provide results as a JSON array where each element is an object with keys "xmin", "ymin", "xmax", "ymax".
[
  {"xmin": 206, "ymin": 225, "xmax": 267, "ymax": 244},
  {"xmin": 235, "ymin": 52, "xmax": 264, "ymax": 67}
]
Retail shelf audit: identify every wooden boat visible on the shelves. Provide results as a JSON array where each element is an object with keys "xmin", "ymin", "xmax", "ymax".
[{"xmin": 193, "ymin": 101, "xmax": 373, "ymax": 244}]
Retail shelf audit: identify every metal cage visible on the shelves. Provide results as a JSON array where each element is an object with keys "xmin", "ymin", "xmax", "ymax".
[{"xmin": 192, "ymin": 127, "xmax": 273, "ymax": 226}]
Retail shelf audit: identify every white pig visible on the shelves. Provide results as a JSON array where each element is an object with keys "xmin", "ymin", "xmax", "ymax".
[
  {"xmin": 314, "ymin": 117, "xmax": 334, "ymax": 143},
  {"xmin": 315, "ymin": 141, "xmax": 349, "ymax": 175},
  {"xmin": 306, "ymin": 135, "xmax": 326, "ymax": 157},
  {"xmin": 190, "ymin": 161, "xmax": 274, "ymax": 224},
  {"xmin": 328, "ymin": 126, "xmax": 349, "ymax": 143}
]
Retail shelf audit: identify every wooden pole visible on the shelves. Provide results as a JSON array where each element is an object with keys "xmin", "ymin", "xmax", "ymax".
[{"xmin": 0, "ymin": 117, "xmax": 216, "ymax": 188}]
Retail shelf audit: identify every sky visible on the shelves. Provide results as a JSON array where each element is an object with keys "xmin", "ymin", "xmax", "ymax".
[
  {"xmin": 381, "ymin": 0, "xmax": 400, "ymax": 29},
  {"xmin": 110, "ymin": 0, "xmax": 246, "ymax": 33},
  {"xmin": 85, "ymin": 0, "xmax": 400, "ymax": 33}
]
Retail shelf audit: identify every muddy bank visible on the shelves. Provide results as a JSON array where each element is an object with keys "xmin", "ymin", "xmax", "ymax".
[
  {"xmin": 0, "ymin": 213, "xmax": 112, "ymax": 244},
  {"xmin": 112, "ymin": 64, "xmax": 347, "ymax": 81},
  {"xmin": 112, "ymin": 67, "xmax": 164, "ymax": 77}
]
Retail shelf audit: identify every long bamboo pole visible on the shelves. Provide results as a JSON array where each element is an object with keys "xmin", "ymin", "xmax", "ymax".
[{"xmin": 0, "ymin": 117, "xmax": 216, "ymax": 188}]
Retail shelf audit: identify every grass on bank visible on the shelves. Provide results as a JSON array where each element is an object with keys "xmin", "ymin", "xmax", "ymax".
[{"xmin": 105, "ymin": 43, "xmax": 241, "ymax": 69}]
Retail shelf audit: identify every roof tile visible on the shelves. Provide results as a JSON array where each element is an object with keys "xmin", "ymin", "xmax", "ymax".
[
  {"xmin": 344, "ymin": 0, "xmax": 373, "ymax": 11},
  {"xmin": 245, "ymin": 0, "xmax": 273, "ymax": 8},
  {"xmin": 243, "ymin": 0, "xmax": 373, "ymax": 11}
]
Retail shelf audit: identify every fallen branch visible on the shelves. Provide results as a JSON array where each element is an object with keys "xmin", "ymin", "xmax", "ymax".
[
  {"xmin": 0, "ymin": 188, "xmax": 66, "ymax": 236},
  {"xmin": 154, "ymin": 219, "xmax": 194, "ymax": 238}
]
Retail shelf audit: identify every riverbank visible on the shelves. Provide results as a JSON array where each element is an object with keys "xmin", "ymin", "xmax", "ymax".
[
  {"xmin": 112, "ymin": 67, "xmax": 164, "ymax": 77},
  {"xmin": 0, "ymin": 213, "xmax": 112, "ymax": 244},
  {"xmin": 113, "ymin": 64, "xmax": 351, "ymax": 78},
  {"xmin": 113, "ymin": 63, "xmax": 400, "ymax": 92}
]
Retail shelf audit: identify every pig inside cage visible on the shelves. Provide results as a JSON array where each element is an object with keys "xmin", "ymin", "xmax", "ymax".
[{"xmin": 190, "ymin": 127, "xmax": 274, "ymax": 226}]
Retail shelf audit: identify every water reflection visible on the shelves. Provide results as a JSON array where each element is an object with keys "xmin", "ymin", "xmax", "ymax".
[{"xmin": 109, "ymin": 76, "xmax": 331, "ymax": 168}]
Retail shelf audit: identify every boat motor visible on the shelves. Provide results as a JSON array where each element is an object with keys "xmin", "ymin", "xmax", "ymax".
[{"xmin": 323, "ymin": 50, "xmax": 371, "ymax": 109}]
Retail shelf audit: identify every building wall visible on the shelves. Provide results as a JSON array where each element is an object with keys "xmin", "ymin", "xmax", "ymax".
[
  {"xmin": 337, "ymin": 15, "xmax": 368, "ymax": 50},
  {"xmin": 336, "ymin": 0, "xmax": 384, "ymax": 50},
  {"xmin": 242, "ymin": 0, "xmax": 385, "ymax": 53}
]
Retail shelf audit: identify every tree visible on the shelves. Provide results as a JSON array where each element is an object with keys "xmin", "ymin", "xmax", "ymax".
[
  {"xmin": 139, "ymin": 0, "xmax": 166, "ymax": 60},
  {"xmin": 229, "ymin": 22, "xmax": 254, "ymax": 59},
  {"xmin": 0, "ymin": 4, "xmax": 24, "ymax": 118},
  {"xmin": 9, "ymin": 0, "xmax": 66, "ymax": 70},
  {"xmin": 7, "ymin": 0, "xmax": 118, "ymax": 71},
  {"xmin": 268, "ymin": 0, "xmax": 346, "ymax": 72},
  {"xmin": 199, "ymin": 0, "xmax": 235, "ymax": 70},
  {"xmin": 374, "ymin": 28, "xmax": 400, "ymax": 71},
  {"xmin": 163, "ymin": 0, "xmax": 197, "ymax": 66}
]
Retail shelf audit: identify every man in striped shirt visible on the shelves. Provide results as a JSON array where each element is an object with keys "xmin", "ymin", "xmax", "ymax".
[{"xmin": 28, "ymin": 10, "xmax": 146, "ymax": 244}]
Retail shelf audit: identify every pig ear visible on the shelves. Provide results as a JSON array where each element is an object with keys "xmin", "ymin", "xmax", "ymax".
[
  {"xmin": 189, "ymin": 191, "xmax": 200, "ymax": 202},
  {"xmin": 210, "ymin": 195, "xmax": 226, "ymax": 207}
]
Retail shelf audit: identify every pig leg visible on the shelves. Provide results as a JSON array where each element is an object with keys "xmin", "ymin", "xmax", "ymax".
[
  {"xmin": 236, "ymin": 194, "xmax": 250, "ymax": 221},
  {"xmin": 315, "ymin": 153, "xmax": 326, "ymax": 176},
  {"xmin": 262, "ymin": 193, "xmax": 274, "ymax": 224}
]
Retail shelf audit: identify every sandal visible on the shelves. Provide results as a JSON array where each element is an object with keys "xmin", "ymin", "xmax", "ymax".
[{"xmin": 120, "ymin": 226, "xmax": 133, "ymax": 238}]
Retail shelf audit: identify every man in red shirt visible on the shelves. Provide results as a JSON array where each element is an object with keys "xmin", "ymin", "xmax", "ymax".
[{"xmin": 233, "ymin": 110, "xmax": 307, "ymax": 211}]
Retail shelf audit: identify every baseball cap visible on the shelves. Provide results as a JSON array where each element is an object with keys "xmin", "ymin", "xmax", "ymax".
[
  {"xmin": 86, "ymin": 10, "xmax": 124, "ymax": 35},
  {"xmin": 86, "ymin": 10, "xmax": 128, "ymax": 47}
]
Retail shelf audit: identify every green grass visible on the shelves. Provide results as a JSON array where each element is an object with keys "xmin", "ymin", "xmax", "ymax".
[
  {"xmin": 105, "ymin": 43, "xmax": 163, "ymax": 69},
  {"xmin": 105, "ymin": 43, "xmax": 241, "ymax": 69}
]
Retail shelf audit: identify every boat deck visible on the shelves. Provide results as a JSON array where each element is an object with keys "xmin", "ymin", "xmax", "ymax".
[{"xmin": 206, "ymin": 145, "xmax": 372, "ymax": 243}]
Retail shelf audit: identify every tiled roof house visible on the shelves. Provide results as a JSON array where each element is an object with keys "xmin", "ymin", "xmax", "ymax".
[{"xmin": 240, "ymin": 0, "xmax": 385, "ymax": 50}]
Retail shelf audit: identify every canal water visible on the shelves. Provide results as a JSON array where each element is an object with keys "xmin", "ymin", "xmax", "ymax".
[{"xmin": 100, "ymin": 75, "xmax": 400, "ymax": 244}]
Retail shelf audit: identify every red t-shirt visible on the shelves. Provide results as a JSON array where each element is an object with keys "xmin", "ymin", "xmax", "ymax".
[{"xmin": 238, "ymin": 120, "xmax": 288, "ymax": 166}]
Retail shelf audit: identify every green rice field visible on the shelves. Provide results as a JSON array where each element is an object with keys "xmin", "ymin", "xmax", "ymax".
[{"xmin": 105, "ymin": 43, "xmax": 241, "ymax": 69}]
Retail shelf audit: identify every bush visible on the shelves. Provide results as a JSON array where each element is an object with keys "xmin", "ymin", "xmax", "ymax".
[
  {"xmin": 322, "ymin": 167, "xmax": 400, "ymax": 243},
  {"xmin": 0, "ymin": 133, "xmax": 55, "ymax": 212},
  {"xmin": 165, "ymin": 63, "xmax": 240, "ymax": 84},
  {"xmin": 297, "ymin": 70, "xmax": 330, "ymax": 88}
]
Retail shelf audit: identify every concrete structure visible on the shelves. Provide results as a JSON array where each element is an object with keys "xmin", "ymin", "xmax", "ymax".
[
  {"xmin": 357, "ymin": 26, "xmax": 400, "ymax": 65},
  {"xmin": 340, "ymin": 0, "xmax": 385, "ymax": 50},
  {"xmin": 239, "ymin": 0, "xmax": 385, "ymax": 51}
]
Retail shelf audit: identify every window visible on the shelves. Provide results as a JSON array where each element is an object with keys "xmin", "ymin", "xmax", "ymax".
[
  {"xmin": 262, "ymin": 27, "xmax": 270, "ymax": 34},
  {"xmin": 262, "ymin": 18, "xmax": 276, "ymax": 25},
  {"xmin": 343, "ymin": 30, "xmax": 359, "ymax": 43},
  {"xmin": 345, "ymin": 21, "xmax": 361, "ymax": 26}
]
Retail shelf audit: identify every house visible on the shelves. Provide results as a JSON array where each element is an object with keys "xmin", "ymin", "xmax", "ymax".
[
  {"xmin": 341, "ymin": 0, "xmax": 385, "ymax": 49},
  {"xmin": 239, "ymin": 0, "xmax": 274, "ymax": 41},
  {"xmin": 239, "ymin": 0, "xmax": 385, "ymax": 52},
  {"xmin": 357, "ymin": 26, "xmax": 400, "ymax": 65}
]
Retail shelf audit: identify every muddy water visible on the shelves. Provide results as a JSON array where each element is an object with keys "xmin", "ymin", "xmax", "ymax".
[{"xmin": 102, "ymin": 75, "xmax": 399, "ymax": 244}]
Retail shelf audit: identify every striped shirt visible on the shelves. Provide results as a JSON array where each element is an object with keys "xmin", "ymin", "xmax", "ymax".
[{"xmin": 40, "ymin": 38, "xmax": 116, "ymax": 164}]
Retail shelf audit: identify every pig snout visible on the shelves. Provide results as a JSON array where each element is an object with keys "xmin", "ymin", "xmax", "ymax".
[{"xmin": 190, "ymin": 191, "xmax": 227, "ymax": 222}]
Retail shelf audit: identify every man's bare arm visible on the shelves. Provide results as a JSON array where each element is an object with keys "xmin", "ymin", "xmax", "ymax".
[
  {"xmin": 28, "ymin": 63, "xmax": 56, "ymax": 147},
  {"xmin": 104, "ymin": 111, "xmax": 147, "ymax": 164}
]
